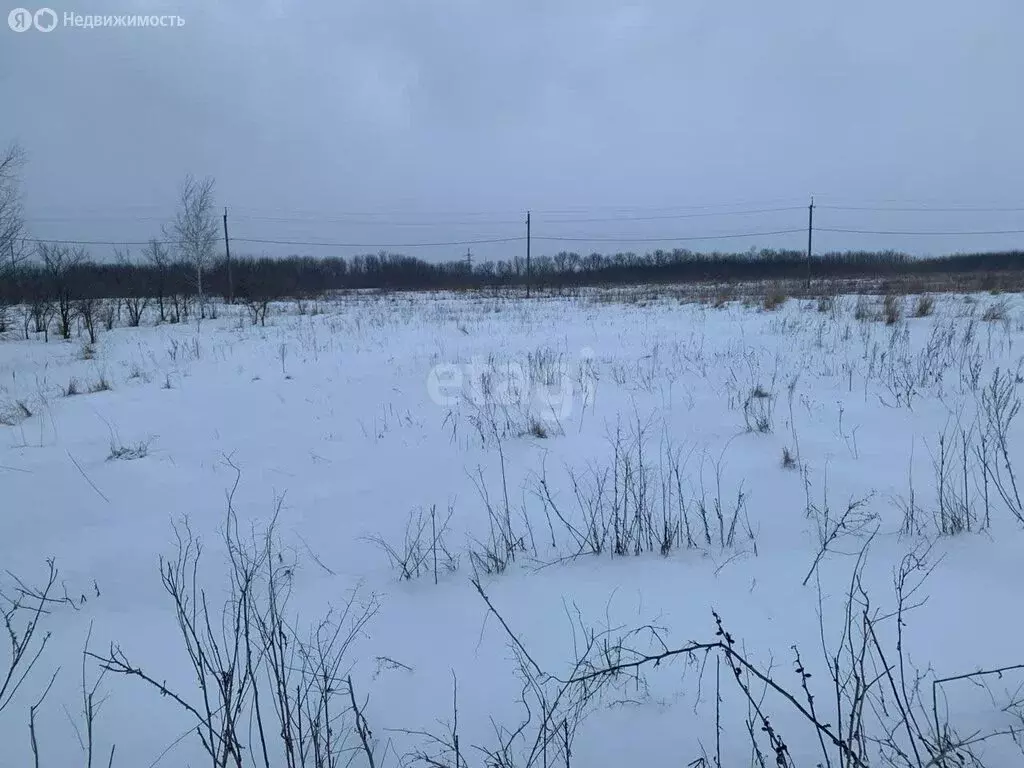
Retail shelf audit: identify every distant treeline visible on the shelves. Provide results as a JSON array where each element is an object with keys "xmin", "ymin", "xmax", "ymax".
[{"xmin": 2, "ymin": 246, "xmax": 1024, "ymax": 305}]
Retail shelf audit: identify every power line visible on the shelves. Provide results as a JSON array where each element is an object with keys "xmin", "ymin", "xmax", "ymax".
[
  {"xmin": 231, "ymin": 215, "xmax": 525, "ymax": 226},
  {"xmin": 232, "ymin": 235, "xmax": 526, "ymax": 248},
  {"xmin": 535, "ymin": 229, "xmax": 806, "ymax": 244},
  {"xmin": 818, "ymin": 205, "xmax": 1024, "ymax": 213},
  {"xmin": 819, "ymin": 227, "xmax": 1024, "ymax": 237},
  {"xmin": 17, "ymin": 236, "xmax": 206, "ymax": 247},
  {"xmin": 537, "ymin": 206, "xmax": 804, "ymax": 224},
  {"xmin": 530, "ymin": 197, "xmax": 809, "ymax": 214}
]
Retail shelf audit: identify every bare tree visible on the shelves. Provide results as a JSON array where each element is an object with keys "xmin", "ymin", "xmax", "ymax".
[
  {"xmin": 0, "ymin": 142, "xmax": 26, "ymax": 268},
  {"xmin": 165, "ymin": 174, "xmax": 218, "ymax": 321},
  {"xmin": 0, "ymin": 143, "xmax": 28, "ymax": 332},
  {"xmin": 39, "ymin": 243, "xmax": 86, "ymax": 340},
  {"xmin": 142, "ymin": 238, "xmax": 171, "ymax": 322},
  {"xmin": 76, "ymin": 296, "xmax": 99, "ymax": 345},
  {"xmin": 115, "ymin": 247, "xmax": 149, "ymax": 327}
]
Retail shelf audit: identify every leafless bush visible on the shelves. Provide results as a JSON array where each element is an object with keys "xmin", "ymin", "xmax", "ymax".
[
  {"xmin": 743, "ymin": 385, "xmax": 775, "ymax": 433},
  {"xmin": 801, "ymin": 472, "xmax": 876, "ymax": 585},
  {"xmin": 403, "ymin": 579, "xmax": 629, "ymax": 768},
  {"xmin": 1, "ymin": 559, "xmax": 75, "ymax": 728},
  {"xmin": 92, "ymin": 465, "xmax": 381, "ymax": 768},
  {"xmin": 535, "ymin": 421, "xmax": 706, "ymax": 559},
  {"xmin": 366, "ymin": 505, "xmax": 458, "ymax": 583},
  {"xmin": 100, "ymin": 301, "xmax": 116, "ymax": 331},
  {"xmin": 468, "ymin": 465, "xmax": 528, "ymax": 577},
  {"xmin": 441, "ymin": 540, "xmax": 1019, "ymax": 768},
  {"xmin": 979, "ymin": 367, "xmax": 1024, "ymax": 526},
  {"xmin": 246, "ymin": 298, "xmax": 271, "ymax": 326},
  {"xmin": 931, "ymin": 421, "xmax": 990, "ymax": 535},
  {"xmin": 124, "ymin": 295, "xmax": 148, "ymax": 328}
]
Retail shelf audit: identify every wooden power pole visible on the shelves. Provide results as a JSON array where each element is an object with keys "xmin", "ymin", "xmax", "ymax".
[
  {"xmin": 223, "ymin": 206, "xmax": 233, "ymax": 304},
  {"xmin": 806, "ymin": 196, "xmax": 814, "ymax": 290},
  {"xmin": 525, "ymin": 210, "xmax": 531, "ymax": 298}
]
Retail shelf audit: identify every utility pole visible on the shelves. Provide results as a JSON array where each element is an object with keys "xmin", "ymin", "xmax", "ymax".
[
  {"xmin": 223, "ymin": 206, "xmax": 233, "ymax": 304},
  {"xmin": 806, "ymin": 196, "xmax": 814, "ymax": 290},
  {"xmin": 525, "ymin": 210, "xmax": 531, "ymax": 299}
]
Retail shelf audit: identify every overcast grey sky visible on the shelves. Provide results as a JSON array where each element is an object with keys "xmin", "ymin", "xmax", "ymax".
[{"xmin": 3, "ymin": 0, "xmax": 1023, "ymax": 262}]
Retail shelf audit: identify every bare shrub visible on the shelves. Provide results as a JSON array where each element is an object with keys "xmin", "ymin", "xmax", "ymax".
[
  {"xmin": 743, "ymin": 385, "xmax": 775, "ymax": 433},
  {"xmin": 245, "ymin": 298, "xmax": 270, "ymax": 326},
  {"xmin": 92, "ymin": 469, "xmax": 381, "ymax": 768},
  {"xmin": 124, "ymin": 295, "xmax": 148, "ymax": 328},
  {"xmin": 444, "ymin": 541, "xmax": 1022, "ymax": 768},
  {"xmin": 801, "ymin": 473, "xmax": 876, "ymax": 585},
  {"xmin": 979, "ymin": 367, "xmax": 1024, "ymax": 525},
  {"xmin": 366, "ymin": 505, "xmax": 458, "ymax": 583},
  {"xmin": 1, "ymin": 560, "xmax": 75, "ymax": 721}
]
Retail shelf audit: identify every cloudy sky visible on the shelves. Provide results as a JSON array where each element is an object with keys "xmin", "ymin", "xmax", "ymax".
[{"xmin": 3, "ymin": 0, "xmax": 1023, "ymax": 262}]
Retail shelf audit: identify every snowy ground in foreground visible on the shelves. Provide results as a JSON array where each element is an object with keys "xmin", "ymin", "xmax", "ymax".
[{"xmin": 2, "ymin": 289, "xmax": 1024, "ymax": 767}]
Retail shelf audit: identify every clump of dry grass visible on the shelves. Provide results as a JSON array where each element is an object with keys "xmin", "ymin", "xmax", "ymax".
[
  {"xmin": 781, "ymin": 447, "xmax": 797, "ymax": 469},
  {"xmin": 982, "ymin": 298, "xmax": 1009, "ymax": 322},
  {"xmin": 913, "ymin": 294, "xmax": 935, "ymax": 318},
  {"xmin": 762, "ymin": 289, "xmax": 788, "ymax": 311},
  {"xmin": 526, "ymin": 417, "xmax": 549, "ymax": 439},
  {"xmin": 0, "ymin": 400, "xmax": 33, "ymax": 426},
  {"xmin": 854, "ymin": 295, "xmax": 875, "ymax": 321},
  {"xmin": 882, "ymin": 294, "xmax": 902, "ymax": 325},
  {"xmin": 711, "ymin": 291, "xmax": 731, "ymax": 309},
  {"xmin": 89, "ymin": 374, "xmax": 113, "ymax": 393},
  {"xmin": 108, "ymin": 438, "xmax": 152, "ymax": 461}
]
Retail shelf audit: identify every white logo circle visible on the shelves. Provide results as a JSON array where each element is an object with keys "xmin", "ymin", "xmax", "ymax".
[
  {"xmin": 7, "ymin": 7, "xmax": 32, "ymax": 31},
  {"xmin": 33, "ymin": 7, "xmax": 57, "ymax": 31}
]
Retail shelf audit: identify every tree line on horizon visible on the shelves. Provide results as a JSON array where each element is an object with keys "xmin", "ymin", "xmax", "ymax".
[{"xmin": 2, "ymin": 245, "xmax": 1024, "ymax": 310}]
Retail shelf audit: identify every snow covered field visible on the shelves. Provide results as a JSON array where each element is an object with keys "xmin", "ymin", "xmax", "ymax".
[{"xmin": 2, "ymin": 288, "xmax": 1024, "ymax": 767}]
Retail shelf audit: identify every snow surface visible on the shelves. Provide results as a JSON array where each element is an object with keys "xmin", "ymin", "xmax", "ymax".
[{"xmin": 2, "ymin": 289, "xmax": 1024, "ymax": 766}]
